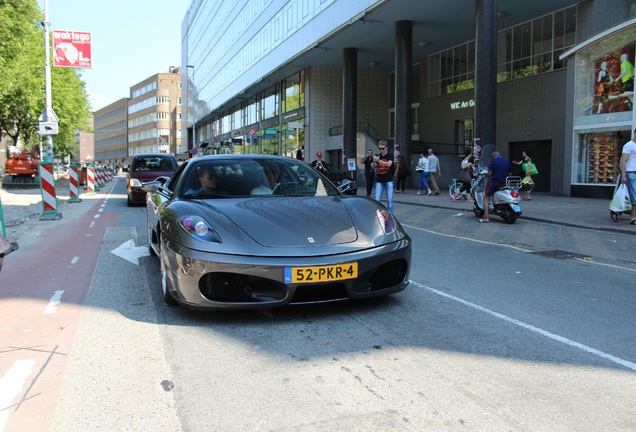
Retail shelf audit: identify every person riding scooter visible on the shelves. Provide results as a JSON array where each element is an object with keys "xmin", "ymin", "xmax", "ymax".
[{"xmin": 480, "ymin": 150, "xmax": 511, "ymax": 223}]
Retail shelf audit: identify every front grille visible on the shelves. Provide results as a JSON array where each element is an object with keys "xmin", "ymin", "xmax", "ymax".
[
  {"xmin": 199, "ymin": 273, "xmax": 286, "ymax": 303},
  {"xmin": 367, "ymin": 260, "xmax": 408, "ymax": 290}
]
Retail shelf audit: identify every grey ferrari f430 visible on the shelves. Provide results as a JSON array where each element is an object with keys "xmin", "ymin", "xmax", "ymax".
[{"xmin": 143, "ymin": 154, "xmax": 411, "ymax": 310}]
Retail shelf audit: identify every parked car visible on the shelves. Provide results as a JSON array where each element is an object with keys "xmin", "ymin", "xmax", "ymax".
[
  {"xmin": 322, "ymin": 163, "xmax": 358, "ymax": 195},
  {"xmin": 126, "ymin": 153, "xmax": 178, "ymax": 206},
  {"xmin": 143, "ymin": 154, "xmax": 411, "ymax": 311}
]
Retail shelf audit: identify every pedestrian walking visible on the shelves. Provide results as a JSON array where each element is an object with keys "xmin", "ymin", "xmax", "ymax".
[
  {"xmin": 362, "ymin": 149, "xmax": 375, "ymax": 196},
  {"xmin": 373, "ymin": 140, "xmax": 395, "ymax": 213},
  {"xmin": 416, "ymin": 151, "xmax": 432, "ymax": 196},
  {"xmin": 395, "ymin": 154, "xmax": 409, "ymax": 193},
  {"xmin": 427, "ymin": 148, "xmax": 442, "ymax": 195},
  {"xmin": 512, "ymin": 150, "xmax": 538, "ymax": 200},
  {"xmin": 620, "ymin": 128, "xmax": 636, "ymax": 224}
]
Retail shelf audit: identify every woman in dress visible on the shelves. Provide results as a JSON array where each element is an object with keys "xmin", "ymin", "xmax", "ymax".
[
  {"xmin": 395, "ymin": 154, "xmax": 409, "ymax": 193},
  {"xmin": 512, "ymin": 150, "xmax": 536, "ymax": 201}
]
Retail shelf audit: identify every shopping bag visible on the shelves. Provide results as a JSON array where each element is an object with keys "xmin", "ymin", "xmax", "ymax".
[
  {"xmin": 456, "ymin": 168, "xmax": 471, "ymax": 183},
  {"xmin": 522, "ymin": 162, "xmax": 539, "ymax": 175},
  {"xmin": 609, "ymin": 183, "xmax": 630, "ymax": 212}
]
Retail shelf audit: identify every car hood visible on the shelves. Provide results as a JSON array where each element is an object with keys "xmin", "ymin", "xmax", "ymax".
[{"xmin": 202, "ymin": 196, "xmax": 358, "ymax": 247}]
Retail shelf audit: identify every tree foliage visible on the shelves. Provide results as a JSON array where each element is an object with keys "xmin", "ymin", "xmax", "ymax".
[{"xmin": 0, "ymin": 0, "xmax": 91, "ymax": 159}]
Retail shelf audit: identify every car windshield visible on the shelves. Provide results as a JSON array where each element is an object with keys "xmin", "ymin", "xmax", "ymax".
[
  {"xmin": 133, "ymin": 156, "xmax": 177, "ymax": 172},
  {"xmin": 180, "ymin": 157, "xmax": 340, "ymax": 199}
]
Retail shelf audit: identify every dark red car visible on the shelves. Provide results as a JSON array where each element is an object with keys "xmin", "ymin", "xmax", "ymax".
[{"xmin": 126, "ymin": 153, "xmax": 178, "ymax": 206}]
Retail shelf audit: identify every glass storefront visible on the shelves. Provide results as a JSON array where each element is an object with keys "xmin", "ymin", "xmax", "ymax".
[
  {"xmin": 570, "ymin": 24, "xmax": 635, "ymax": 188},
  {"xmin": 194, "ymin": 71, "xmax": 305, "ymax": 156},
  {"xmin": 574, "ymin": 131, "xmax": 627, "ymax": 185}
]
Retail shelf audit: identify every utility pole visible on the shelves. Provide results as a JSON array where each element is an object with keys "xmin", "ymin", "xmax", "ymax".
[
  {"xmin": 41, "ymin": 0, "xmax": 58, "ymax": 163},
  {"xmin": 186, "ymin": 65, "xmax": 196, "ymax": 155}
]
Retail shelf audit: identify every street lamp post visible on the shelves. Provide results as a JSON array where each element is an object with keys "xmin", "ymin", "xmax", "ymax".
[{"xmin": 186, "ymin": 65, "xmax": 195, "ymax": 155}]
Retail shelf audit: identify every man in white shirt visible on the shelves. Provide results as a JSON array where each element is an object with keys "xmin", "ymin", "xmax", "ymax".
[{"xmin": 621, "ymin": 128, "xmax": 636, "ymax": 224}]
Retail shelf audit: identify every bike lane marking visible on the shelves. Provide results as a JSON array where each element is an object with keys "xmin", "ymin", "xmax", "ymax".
[{"xmin": 0, "ymin": 359, "xmax": 36, "ymax": 432}]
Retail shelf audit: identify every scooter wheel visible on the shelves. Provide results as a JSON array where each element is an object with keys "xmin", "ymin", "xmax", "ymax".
[
  {"xmin": 501, "ymin": 209, "xmax": 518, "ymax": 224},
  {"xmin": 473, "ymin": 206, "xmax": 484, "ymax": 218}
]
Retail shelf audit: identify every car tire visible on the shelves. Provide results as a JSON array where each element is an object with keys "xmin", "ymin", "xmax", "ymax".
[{"xmin": 127, "ymin": 195, "xmax": 133, "ymax": 207}]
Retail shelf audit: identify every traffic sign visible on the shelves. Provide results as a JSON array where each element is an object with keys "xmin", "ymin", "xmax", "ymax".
[
  {"xmin": 39, "ymin": 108, "xmax": 59, "ymax": 122},
  {"xmin": 248, "ymin": 127, "xmax": 257, "ymax": 136},
  {"xmin": 39, "ymin": 121, "xmax": 59, "ymax": 135}
]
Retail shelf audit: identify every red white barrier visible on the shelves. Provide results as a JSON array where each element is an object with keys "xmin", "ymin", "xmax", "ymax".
[
  {"xmin": 68, "ymin": 163, "xmax": 81, "ymax": 202},
  {"xmin": 87, "ymin": 165, "xmax": 96, "ymax": 192},
  {"xmin": 38, "ymin": 162, "xmax": 62, "ymax": 219}
]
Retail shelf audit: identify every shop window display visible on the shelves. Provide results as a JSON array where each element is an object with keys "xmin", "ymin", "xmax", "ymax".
[
  {"xmin": 593, "ymin": 45, "xmax": 634, "ymax": 114},
  {"xmin": 578, "ymin": 132, "xmax": 625, "ymax": 185}
]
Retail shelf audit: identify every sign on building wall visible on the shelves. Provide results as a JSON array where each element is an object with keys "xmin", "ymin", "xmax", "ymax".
[{"xmin": 53, "ymin": 30, "xmax": 92, "ymax": 69}]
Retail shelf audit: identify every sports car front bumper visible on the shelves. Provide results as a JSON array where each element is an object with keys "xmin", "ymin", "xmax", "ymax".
[{"xmin": 160, "ymin": 237, "xmax": 411, "ymax": 310}]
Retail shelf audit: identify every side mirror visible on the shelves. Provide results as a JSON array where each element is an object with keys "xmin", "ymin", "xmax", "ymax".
[
  {"xmin": 141, "ymin": 180, "xmax": 173, "ymax": 199},
  {"xmin": 141, "ymin": 180, "xmax": 162, "ymax": 193}
]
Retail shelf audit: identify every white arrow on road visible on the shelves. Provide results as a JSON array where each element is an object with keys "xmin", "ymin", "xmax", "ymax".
[{"xmin": 110, "ymin": 239, "xmax": 150, "ymax": 265}]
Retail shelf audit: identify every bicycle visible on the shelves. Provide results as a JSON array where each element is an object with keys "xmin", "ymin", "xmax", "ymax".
[{"xmin": 448, "ymin": 178, "xmax": 464, "ymax": 199}]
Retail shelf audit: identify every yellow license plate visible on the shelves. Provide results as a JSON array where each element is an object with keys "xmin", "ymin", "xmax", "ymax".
[{"xmin": 284, "ymin": 262, "xmax": 358, "ymax": 284}]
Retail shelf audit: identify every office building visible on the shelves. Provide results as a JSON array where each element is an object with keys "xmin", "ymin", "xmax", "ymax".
[
  {"xmin": 94, "ymin": 98, "xmax": 128, "ymax": 166},
  {"xmin": 182, "ymin": 0, "xmax": 636, "ymax": 198}
]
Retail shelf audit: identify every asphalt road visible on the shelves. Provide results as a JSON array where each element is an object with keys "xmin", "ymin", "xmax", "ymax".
[{"xmin": 0, "ymin": 177, "xmax": 634, "ymax": 431}]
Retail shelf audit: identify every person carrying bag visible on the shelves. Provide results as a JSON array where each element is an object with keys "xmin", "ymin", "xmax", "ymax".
[
  {"xmin": 513, "ymin": 150, "xmax": 538, "ymax": 200},
  {"xmin": 610, "ymin": 172, "xmax": 632, "ymax": 222}
]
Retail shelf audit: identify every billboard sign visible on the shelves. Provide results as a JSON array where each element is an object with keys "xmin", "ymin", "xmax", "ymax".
[{"xmin": 53, "ymin": 30, "xmax": 92, "ymax": 68}]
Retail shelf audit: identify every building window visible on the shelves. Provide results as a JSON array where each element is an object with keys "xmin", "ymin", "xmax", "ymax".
[
  {"xmin": 428, "ymin": 5, "xmax": 576, "ymax": 96},
  {"xmin": 261, "ymin": 85, "xmax": 279, "ymax": 120},
  {"xmin": 283, "ymin": 70, "xmax": 304, "ymax": 113}
]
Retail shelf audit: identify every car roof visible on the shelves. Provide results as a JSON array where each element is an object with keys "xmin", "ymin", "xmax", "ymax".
[{"xmin": 132, "ymin": 153, "xmax": 177, "ymax": 159}]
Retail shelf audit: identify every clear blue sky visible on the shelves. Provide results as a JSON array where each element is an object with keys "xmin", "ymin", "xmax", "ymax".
[{"xmin": 37, "ymin": 0, "xmax": 189, "ymax": 112}]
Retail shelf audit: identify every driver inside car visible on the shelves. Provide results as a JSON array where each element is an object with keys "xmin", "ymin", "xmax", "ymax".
[{"xmin": 185, "ymin": 166, "xmax": 229, "ymax": 197}]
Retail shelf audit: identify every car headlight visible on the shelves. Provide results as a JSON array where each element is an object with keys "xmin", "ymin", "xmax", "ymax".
[
  {"xmin": 178, "ymin": 215, "xmax": 222, "ymax": 243},
  {"xmin": 129, "ymin": 178, "xmax": 142, "ymax": 188},
  {"xmin": 376, "ymin": 209, "xmax": 397, "ymax": 235}
]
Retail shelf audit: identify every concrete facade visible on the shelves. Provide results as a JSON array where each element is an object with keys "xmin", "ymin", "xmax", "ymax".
[{"xmin": 182, "ymin": 0, "xmax": 635, "ymax": 197}]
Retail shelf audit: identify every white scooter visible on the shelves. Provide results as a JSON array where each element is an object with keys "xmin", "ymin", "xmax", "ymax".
[{"xmin": 471, "ymin": 145, "xmax": 522, "ymax": 224}]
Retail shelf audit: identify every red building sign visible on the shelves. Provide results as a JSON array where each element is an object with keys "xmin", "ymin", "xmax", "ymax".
[{"xmin": 52, "ymin": 30, "xmax": 92, "ymax": 69}]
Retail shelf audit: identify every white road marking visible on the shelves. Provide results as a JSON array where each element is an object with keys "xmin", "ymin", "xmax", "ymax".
[
  {"xmin": 43, "ymin": 290, "xmax": 64, "ymax": 314},
  {"xmin": 70, "ymin": 256, "xmax": 80, "ymax": 265},
  {"xmin": 403, "ymin": 223, "xmax": 533, "ymax": 252},
  {"xmin": 89, "ymin": 222, "xmax": 95, "ymax": 228},
  {"xmin": 93, "ymin": 214, "xmax": 100, "ymax": 219},
  {"xmin": 110, "ymin": 239, "xmax": 150, "ymax": 265},
  {"xmin": 404, "ymin": 224, "xmax": 636, "ymax": 273},
  {"xmin": 412, "ymin": 281, "xmax": 636, "ymax": 372},
  {"xmin": 0, "ymin": 359, "xmax": 36, "ymax": 432}
]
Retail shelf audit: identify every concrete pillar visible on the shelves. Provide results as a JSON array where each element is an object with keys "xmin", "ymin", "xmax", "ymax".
[
  {"xmin": 343, "ymin": 47, "xmax": 358, "ymax": 176},
  {"xmin": 475, "ymin": 0, "xmax": 498, "ymax": 148},
  {"xmin": 395, "ymin": 21, "xmax": 412, "ymax": 165}
]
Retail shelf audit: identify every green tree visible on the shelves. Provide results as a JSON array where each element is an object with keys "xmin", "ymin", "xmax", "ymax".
[
  {"xmin": 0, "ymin": 0, "xmax": 90, "ymax": 159},
  {"xmin": 0, "ymin": 0, "xmax": 43, "ymax": 148}
]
